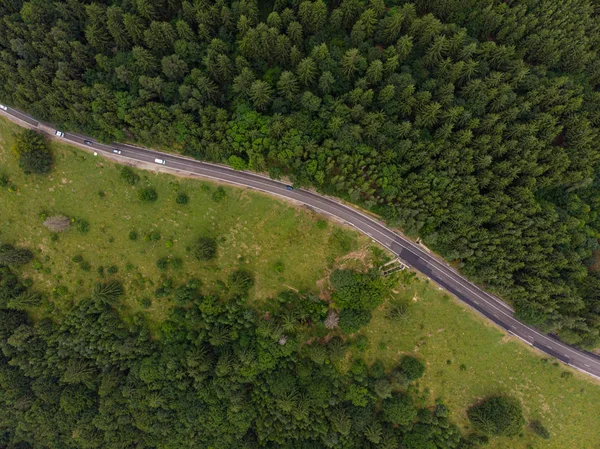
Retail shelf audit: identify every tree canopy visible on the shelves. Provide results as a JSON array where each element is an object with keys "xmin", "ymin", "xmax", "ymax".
[
  {"xmin": 0, "ymin": 264, "xmax": 474, "ymax": 449},
  {"xmin": 1, "ymin": 0, "xmax": 600, "ymax": 346}
]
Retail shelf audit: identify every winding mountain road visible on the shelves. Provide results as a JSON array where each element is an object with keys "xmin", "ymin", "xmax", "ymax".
[{"xmin": 2, "ymin": 105, "xmax": 600, "ymax": 380}]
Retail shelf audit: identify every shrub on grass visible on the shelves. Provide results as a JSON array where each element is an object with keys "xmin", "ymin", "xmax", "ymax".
[
  {"xmin": 129, "ymin": 231, "xmax": 137, "ymax": 241},
  {"xmin": 176, "ymin": 193, "xmax": 189, "ymax": 204},
  {"xmin": 193, "ymin": 237, "xmax": 217, "ymax": 261},
  {"xmin": 72, "ymin": 255, "xmax": 83, "ymax": 263},
  {"xmin": 138, "ymin": 187, "xmax": 158, "ymax": 202},
  {"xmin": 107, "ymin": 266, "xmax": 118, "ymax": 274},
  {"xmin": 53, "ymin": 285, "xmax": 68, "ymax": 297},
  {"xmin": 331, "ymin": 269, "xmax": 392, "ymax": 312},
  {"xmin": 530, "ymin": 420, "xmax": 550, "ymax": 439},
  {"xmin": 44, "ymin": 215, "xmax": 71, "ymax": 232},
  {"xmin": 149, "ymin": 231, "xmax": 161, "ymax": 241},
  {"xmin": 171, "ymin": 257, "xmax": 183, "ymax": 270},
  {"xmin": 76, "ymin": 219, "xmax": 90, "ymax": 233},
  {"xmin": 228, "ymin": 269, "xmax": 254, "ymax": 296},
  {"xmin": 400, "ymin": 355, "xmax": 425, "ymax": 381},
  {"xmin": 154, "ymin": 279, "xmax": 173, "ymax": 298},
  {"xmin": 274, "ymin": 260, "xmax": 285, "ymax": 274},
  {"xmin": 156, "ymin": 257, "xmax": 169, "ymax": 271},
  {"xmin": 353, "ymin": 335, "xmax": 370, "ymax": 352},
  {"xmin": 339, "ymin": 309, "xmax": 372, "ymax": 334},
  {"xmin": 386, "ymin": 301, "xmax": 409, "ymax": 322},
  {"xmin": 329, "ymin": 228, "xmax": 353, "ymax": 253},
  {"xmin": 80, "ymin": 261, "xmax": 91, "ymax": 271},
  {"xmin": 316, "ymin": 219, "xmax": 328, "ymax": 229},
  {"xmin": 120, "ymin": 166, "xmax": 140, "ymax": 185},
  {"xmin": 211, "ymin": 186, "xmax": 227, "ymax": 202},
  {"xmin": 92, "ymin": 281, "xmax": 124, "ymax": 305},
  {"xmin": 467, "ymin": 396, "xmax": 525, "ymax": 437}
]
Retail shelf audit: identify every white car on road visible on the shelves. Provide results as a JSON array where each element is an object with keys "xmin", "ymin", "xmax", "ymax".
[
  {"xmin": 154, "ymin": 158, "xmax": 166, "ymax": 165},
  {"xmin": 0, "ymin": 104, "xmax": 7, "ymax": 111},
  {"xmin": 55, "ymin": 130, "xmax": 64, "ymax": 137},
  {"xmin": 112, "ymin": 149, "xmax": 122, "ymax": 155}
]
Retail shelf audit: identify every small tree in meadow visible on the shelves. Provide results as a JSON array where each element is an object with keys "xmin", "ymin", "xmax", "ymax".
[
  {"xmin": 193, "ymin": 237, "xmax": 217, "ymax": 261},
  {"xmin": 467, "ymin": 396, "xmax": 525, "ymax": 436},
  {"xmin": 13, "ymin": 130, "xmax": 52, "ymax": 174}
]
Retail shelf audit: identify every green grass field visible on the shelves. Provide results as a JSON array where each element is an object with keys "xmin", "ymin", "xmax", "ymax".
[
  {"xmin": 358, "ymin": 273, "xmax": 600, "ymax": 449},
  {"xmin": 1, "ymin": 116, "xmax": 599, "ymax": 448},
  {"xmin": 0, "ymin": 116, "xmax": 363, "ymax": 326}
]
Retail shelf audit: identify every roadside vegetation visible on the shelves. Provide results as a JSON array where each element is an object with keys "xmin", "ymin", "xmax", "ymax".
[
  {"xmin": 2, "ymin": 0, "xmax": 600, "ymax": 348},
  {"xmin": 1, "ymin": 123, "xmax": 599, "ymax": 448},
  {"xmin": 0, "ymin": 118, "xmax": 362, "ymax": 327},
  {"xmin": 359, "ymin": 271, "xmax": 600, "ymax": 449}
]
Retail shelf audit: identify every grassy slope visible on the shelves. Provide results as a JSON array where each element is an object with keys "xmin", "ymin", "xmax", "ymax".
[
  {"xmin": 1, "ymin": 116, "xmax": 599, "ymax": 448},
  {"xmin": 0, "ymin": 116, "xmax": 362, "ymax": 326},
  {"xmin": 360, "ymin": 275, "xmax": 600, "ymax": 449}
]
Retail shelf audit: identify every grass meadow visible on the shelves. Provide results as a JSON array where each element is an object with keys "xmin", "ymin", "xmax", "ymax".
[{"xmin": 1, "ymin": 115, "xmax": 599, "ymax": 448}]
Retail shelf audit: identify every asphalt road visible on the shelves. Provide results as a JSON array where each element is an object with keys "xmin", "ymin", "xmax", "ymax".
[{"xmin": 2, "ymin": 105, "xmax": 600, "ymax": 380}]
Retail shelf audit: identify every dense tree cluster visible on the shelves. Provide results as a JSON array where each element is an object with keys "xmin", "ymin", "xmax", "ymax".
[
  {"xmin": 1, "ymin": 0, "xmax": 600, "ymax": 345},
  {"xmin": 12, "ymin": 130, "xmax": 52, "ymax": 174},
  {"xmin": 0, "ymin": 266, "xmax": 486, "ymax": 449}
]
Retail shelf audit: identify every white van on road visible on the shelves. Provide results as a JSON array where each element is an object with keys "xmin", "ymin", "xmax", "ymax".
[
  {"xmin": 0, "ymin": 104, "xmax": 7, "ymax": 111},
  {"xmin": 154, "ymin": 158, "xmax": 166, "ymax": 165}
]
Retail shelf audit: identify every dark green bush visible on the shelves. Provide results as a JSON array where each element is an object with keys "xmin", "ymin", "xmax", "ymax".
[
  {"xmin": 107, "ymin": 266, "xmax": 118, "ymax": 274},
  {"xmin": 13, "ymin": 130, "xmax": 52, "ymax": 174},
  {"xmin": 400, "ymin": 356, "xmax": 425, "ymax": 381},
  {"xmin": 138, "ymin": 187, "xmax": 158, "ymax": 202},
  {"xmin": 149, "ymin": 231, "xmax": 161, "ymax": 241},
  {"xmin": 467, "ymin": 396, "xmax": 525, "ymax": 436},
  {"xmin": 156, "ymin": 257, "xmax": 169, "ymax": 271},
  {"xmin": 331, "ymin": 269, "xmax": 392, "ymax": 312},
  {"xmin": 211, "ymin": 186, "xmax": 227, "ymax": 202},
  {"xmin": 120, "ymin": 167, "xmax": 140, "ymax": 185},
  {"xmin": 176, "ymin": 193, "xmax": 189, "ymax": 205},
  {"xmin": 228, "ymin": 269, "xmax": 255, "ymax": 296},
  {"xmin": 71, "ymin": 255, "xmax": 83, "ymax": 263},
  {"xmin": 339, "ymin": 309, "xmax": 372, "ymax": 334},
  {"xmin": 76, "ymin": 219, "xmax": 89, "ymax": 233},
  {"xmin": 193, "ymin": 237, "xmax": 217, "ymax": 261}
]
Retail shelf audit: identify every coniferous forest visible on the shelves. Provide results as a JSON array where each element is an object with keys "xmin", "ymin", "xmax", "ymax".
[
  {"xmin": 0, "ymin": 264, "xmax": 488, "ymax": 449},
  {"xmin": 1, "ymin": 0, "xmax": 600, "ymax": 346}
]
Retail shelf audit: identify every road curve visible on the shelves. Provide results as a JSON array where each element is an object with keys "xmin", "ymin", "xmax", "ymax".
[{"xmin": 2, "ymin": 105, "xmax": 600, "ymax": 380}]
